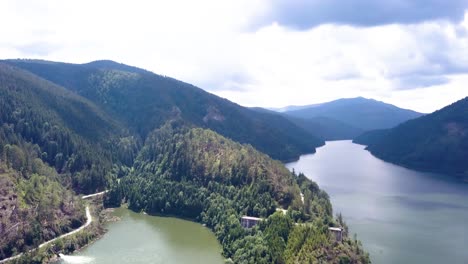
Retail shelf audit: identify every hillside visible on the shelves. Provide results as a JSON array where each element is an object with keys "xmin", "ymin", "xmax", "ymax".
[
  {"xmin": 363, "ymin": 97, "xmax": 468, "ymax": 177},
  {"xmin": 289, "ymin": 116, "xmax": 364, "ymax": 141},
  {"xmin": 105, "ymin": 119, "xmax": 370, "ymax": 263},
  {"xmin": 0, "ymin": 63, "xmax": 137, "ymax": 193},
  {"xmin": 0, "ymin": 131, "xmax": 85, "ymax": 260},
  {"xmin": 0, "ymin": 63, "xmax": 130, "ymax": 260},
  {"xmin": 353, "ymin": 129, "xmax": 389, "ymax": 146},
  {"xmin": 3, "ymin": 59, "xmax": 323, "ymax": 161},
  {"xmin": 282, "ymin": 97, "xmax": 423, "ymax": 138},
  {"xmin": 0, "ymin": 60, "xmax": 369, "ymax": 263}
]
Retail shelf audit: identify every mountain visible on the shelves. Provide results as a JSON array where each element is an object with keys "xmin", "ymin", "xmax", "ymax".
[
  {"xmin": 3, "ymin": 59, "xmax": 323, "ymax": 161},
  {"xmin": 0, "ymin": 59, "xmax": 368, "ymax": 262},
  {"xmin": 252, "ymin": 107, "xmax": 364, "ymax": 141},
  {"xmin": 282, "ymin": 97, "xmax": 424, "ymax": 136},
  {"xmin": 288, "ymin": 116, "xmax": 364, "ymax": 141},
  {"xmin": 0, "ymin": 62, "xmax": 147, "ymax": 260},
  {"xmin": 361, "ymin": 97, "xmax": 468, "ymax": 177},
  {"xmin": 353, "ymin": 129, "xmax": 389, "ymax": 146},
  {"xmin": 105, "ymin": 119, "xmax": 370, "ymax": 263},
  {"xmin": 0, "ymin": 63, "xmax": 134, "ymax": 193},
  {"xmin": 0, "ymin": 64, "xmax": 98, "ymax": 258}
]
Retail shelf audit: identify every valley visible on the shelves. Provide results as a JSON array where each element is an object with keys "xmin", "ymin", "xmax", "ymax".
[
  {"xmin": 2, "ymin": 2, "xmax": 468, "ymax": 264},
  {"xmin": 0, "ymin": 59, "xmax": 466, "ymax": 264},
  {"xmin": 0, "ymin": 61, "xmax": 369, "ymax": 263}
]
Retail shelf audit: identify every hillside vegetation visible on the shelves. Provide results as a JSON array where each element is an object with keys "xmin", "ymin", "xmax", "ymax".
[
  {"xmin": 0, "ymin": 60, "xmax": 370, "ymax": 263},
  {"xmin": 362, "ymin": 97, "xmax": 468, "ymax": 177},
  {"xmin": 105, "ymin": 119, "xmax": 370, "ymax": 263},
  {"xmin": 0, "ymin": 63, "xmax": 137, "ymax": 194},
  {"xmin": 0, "ymin": 63, "xmax": 133, "ymax": 261},
  {"xmin": 3, "ymin": 59, "xmax": 323, "ymax": 161},
  {"xmin": 0, "ymin": 139, "xmax": 85, "ymax": 260},
  {"xmin": 353, "ymin": 129, "xmax": 389, "ymax": 146}
]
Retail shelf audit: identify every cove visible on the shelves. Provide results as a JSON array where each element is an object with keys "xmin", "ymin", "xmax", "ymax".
[
  {"xmin": 60, "ymin": 208, "xmax": 223, "ymax": 264},
  {"xmin": 286, "ymin": 140, "xmax": 468, "ymax": 264}
]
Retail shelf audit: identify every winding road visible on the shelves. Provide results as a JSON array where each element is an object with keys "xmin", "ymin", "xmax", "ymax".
[{"xmin": 0, "ymin": 191, "xmax": 107, "ymax": 263}]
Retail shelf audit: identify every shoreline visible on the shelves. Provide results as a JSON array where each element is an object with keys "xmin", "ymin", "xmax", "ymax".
[
  {"xmin": 0, "ymin": 193, "xmax": 112, "ymax": 264},
  {"xmin": 47, "ymin": 207, "xmax": 118, "ymax": 263}
]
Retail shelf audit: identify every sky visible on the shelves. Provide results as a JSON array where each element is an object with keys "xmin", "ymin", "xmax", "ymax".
[{"xmin": 1, "ymin": 0, "xmax": 468, "ymax": 113}]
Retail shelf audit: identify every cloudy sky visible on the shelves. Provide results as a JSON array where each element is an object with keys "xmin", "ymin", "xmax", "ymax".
[{"xmin": 1, "ymin": 0, "xmax": 468, "ymax": 113}]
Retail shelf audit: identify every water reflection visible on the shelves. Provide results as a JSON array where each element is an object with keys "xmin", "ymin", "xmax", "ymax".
[{"xmin": 286, "ymin": 140, "xmax": 468, "ymax": 264}]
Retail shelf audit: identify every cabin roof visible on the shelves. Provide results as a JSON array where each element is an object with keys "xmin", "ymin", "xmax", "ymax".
[{"xmin": 241, "ymin": 216, "xmax": 262, "ymax": 221}]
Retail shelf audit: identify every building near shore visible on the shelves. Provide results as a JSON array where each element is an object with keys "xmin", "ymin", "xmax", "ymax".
[
  {"xmin": 241, "ymin": 216, "xmax": 262, "ymax": 228},
  {"xmin": 328, "ymin": 227, "xmax": 343, "ymax": 242}
]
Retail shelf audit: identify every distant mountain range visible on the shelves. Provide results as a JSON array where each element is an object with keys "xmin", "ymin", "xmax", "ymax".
[
  {"xmin": 268, "ymin": 104, "xmax": 322, "ymax": 113},
  {"xmin": 354, "ymin": 97, "xmax": 468, "ymax": 178},
  {"xmin": 269, "ymin": 97, "xmax": 424, "ymax": 140}
]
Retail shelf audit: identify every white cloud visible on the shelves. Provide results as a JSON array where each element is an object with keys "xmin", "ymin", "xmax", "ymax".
[
  {"xmin": 216, "ymin": 16, "xmax": 468, "ymax": 112},
  {"xmin": 0, "ymin": 0, "xmax": 467, "ymax": 113}
]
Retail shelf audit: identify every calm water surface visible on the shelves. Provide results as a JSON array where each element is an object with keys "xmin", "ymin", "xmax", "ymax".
[
  {"xmin": 60, "ymin": 208, "xmax": 223, "ymax": 264},
  {"xmin": 286, "ymin": 140, "xmax": 468, "ymax": 264}
]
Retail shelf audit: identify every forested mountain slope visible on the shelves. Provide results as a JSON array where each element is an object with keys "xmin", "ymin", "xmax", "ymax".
[
  {"xmin": 0, "ymin": 60, "xmax": 369, "ymax": 263},
  {"xmin": 353, "ymin": 129, "xmax": 389, "ymax": 146},
  {"xmin": 105, "ymin": 119, "xmax": 370, "ymax": 263},
  {"xmin": 0, "ymin": 123, "xmax": 85, "ymax": 260},
  {"xmin": 3, "ymin": 59, "xmax": 323, "ymax": 161},
  {"xmin": 0, "ymin": 63, "xmax": 139, "ymax": 193},
  {"xmin": 0, "ymin": 63, "xmax": 139, "ymax": 261},
  {"xmin": 362, "ymin": 97, "xmax": 468, "ymax": 177}
]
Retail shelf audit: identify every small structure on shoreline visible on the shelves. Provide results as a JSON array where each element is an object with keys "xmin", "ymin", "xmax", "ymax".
[
  {"xmin": 328, "ymin": 227, "xmax": 343, "ymax": 242},
  {"xmin": 241, "ymin": 216, "xmax": 262, "ymax": 228}
]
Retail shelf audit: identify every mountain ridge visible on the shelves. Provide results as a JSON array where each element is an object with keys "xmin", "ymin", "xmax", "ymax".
[
  {"xmin": 277, "ymin": 97, "xmax": 423, "ymax": 140},
  {"xmin": 284, "ymin": 97, "xmax": 423, "ymax": 130},
  {"xmin": 3, "ymin": 59, "xmax": 324, "ymax": 161},
  {"xmin": 358, "ymin": 97, "xmax": 468, "ymax": 177},
  {"xmin": 0, "ymin": 58, "xmax": 368, "ymax": 262}
]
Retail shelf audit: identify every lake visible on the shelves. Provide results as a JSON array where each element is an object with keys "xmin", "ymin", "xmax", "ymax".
[
  {"xmin": 59, "ymin": 208, "xmax": 223, "ymax": 264},
  {"xmin": 286, "ymin": 140, "xmax": 468, "ymax": 264}
]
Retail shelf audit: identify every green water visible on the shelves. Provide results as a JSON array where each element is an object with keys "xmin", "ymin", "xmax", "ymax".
[
  {"xmin": 287, "ymin": 140, "xmax": 468, "ymax": 264},
  {"xmin": 60, "ymin": 208, "xmax": 223, "ymax": 264}
]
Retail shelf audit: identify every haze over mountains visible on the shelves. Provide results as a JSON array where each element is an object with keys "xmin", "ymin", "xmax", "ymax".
[{"xmin": 270, "ymin": 97, "xmax": 424, "ymax": 140}]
